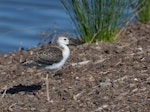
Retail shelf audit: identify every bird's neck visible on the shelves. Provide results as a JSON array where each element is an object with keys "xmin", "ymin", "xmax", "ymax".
[
  {"xmin": 59, "ymin": 43, "xmax": 70, "ymax": 57},
  {"xmin": 59, "ymin": 43, "xmax": 68, "ymax": 50}
]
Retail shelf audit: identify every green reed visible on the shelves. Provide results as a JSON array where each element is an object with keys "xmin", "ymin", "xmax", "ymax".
[
  {"xmin": 61, "ymin": 0, "xmax": 138, "ymax": 43},
  {"xmin": 138, "ymin": 0, "xmax": 150, "ymax": 23}
]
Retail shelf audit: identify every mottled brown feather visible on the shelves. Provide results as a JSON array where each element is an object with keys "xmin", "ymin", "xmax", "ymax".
[{"xmin": 31, "ymin": 46, "xmax": 63, "ymax": 66}]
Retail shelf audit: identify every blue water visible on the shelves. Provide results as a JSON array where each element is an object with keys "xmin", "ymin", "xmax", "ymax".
[
  {"xmin": 0, "ymin": 0, "xmax": 137, "ymax": 54},
  {"xmin": 0, "ymin": 0, "xmax": 75, "ymax": 53}
]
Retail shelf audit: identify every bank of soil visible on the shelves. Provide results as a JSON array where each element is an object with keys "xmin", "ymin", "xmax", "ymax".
[{"xmin": 0, "ymin": 21, "xmax": 150, "ymax": 112}]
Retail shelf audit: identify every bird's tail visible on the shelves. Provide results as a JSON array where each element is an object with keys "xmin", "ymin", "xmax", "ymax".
[
  {"xmin": 21, "ymin": 60, "xmax": 42, "ymax": 67},
  {"xmin": 21, "ymin": 60, "xmax": 34, "ymax": 66}
]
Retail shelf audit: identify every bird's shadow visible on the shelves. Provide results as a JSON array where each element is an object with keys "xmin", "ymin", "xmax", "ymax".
[{"xmin": 1, "ymin": 84, "xmax": 42, "ymax": 94}]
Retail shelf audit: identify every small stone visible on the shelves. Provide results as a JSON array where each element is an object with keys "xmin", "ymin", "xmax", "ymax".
[
  {"xmin": 75, "ymin": 77, "xmax": 79, "ymax": 80},
  {"xmin": 31, "ymin": 108, "xmax": 36, "ymax": 111},
  {"xmin": 89, "ymin": 75, "xmax": 94, "ymax": 82},
  {"xmin": 1, "ymin": 72, "xmax": 6, "ymax": 75},
  {"xmin": 134, "ymin": 78, "xmax": 138, "ymax": 81},
  {"xmin": 19, "ymin": 55, "xmax": 24, "ymax": 63},
  {"xmin": 30, "ymin": 51, "xmax": 34, "ymax": 55},
  {"xmin": 4, "ymin": 54, "xmax": 8, "ymax": 58},
  {"xmin": 102, "ymin": 104, "xmax": 108, "ymax": 108}
]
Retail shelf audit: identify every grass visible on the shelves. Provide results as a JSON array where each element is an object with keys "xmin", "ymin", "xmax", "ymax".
[
  {"xmin": 61, "ymin": 0, "xmax": 139, "ymax": 43},
  {"xmin": 138, "ymin": 0, "xmax": 150, "ymax": 23}
]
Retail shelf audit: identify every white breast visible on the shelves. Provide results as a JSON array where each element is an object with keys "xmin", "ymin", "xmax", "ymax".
[{"xmin": 45, "ymin": 44, "xmax": 70, "ymax": 70}]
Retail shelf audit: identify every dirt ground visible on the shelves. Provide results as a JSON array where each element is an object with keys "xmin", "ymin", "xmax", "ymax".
[{"xmin": 0, "ymin": 21, "xmax": 150, "ymax": 112}]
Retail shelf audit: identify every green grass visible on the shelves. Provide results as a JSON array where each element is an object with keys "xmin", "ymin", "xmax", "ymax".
[
  {"xmin": 138, "ymin": 0, "xmax": 150, "ymax": 23},
  {"xmin": 61, "ymin": 0, "xmax": 138, "ymax": 43}
]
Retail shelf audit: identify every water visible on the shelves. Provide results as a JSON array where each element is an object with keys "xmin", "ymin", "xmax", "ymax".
[
  {"xmin": 0, "ymin": 0, "xmax": 137, "ymax": 54},
  {"xmin": 0, "ymin": 0, "xmax": 75, "ymax": 53}
]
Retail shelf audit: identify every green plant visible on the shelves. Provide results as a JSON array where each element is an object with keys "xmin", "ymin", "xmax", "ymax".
[
  {"xmin": 138, "ymin": 0, "xmax": 150, "ymax": 23},
  {"xmin": 61, "ymin": 0, "xmax": 137, "ymax": 43}
]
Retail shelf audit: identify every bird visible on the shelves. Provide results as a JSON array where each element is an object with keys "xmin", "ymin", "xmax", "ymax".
[
  {"xmin": 22, "ymin": 35, "xmax": 71, "ymax": 102},
  {"xmin": 23, "ymin": 36, "xmax": 70, "ymax": 70}
]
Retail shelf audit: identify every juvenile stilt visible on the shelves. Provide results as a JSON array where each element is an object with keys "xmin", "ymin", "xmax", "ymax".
[{"xmin": 22, "ymin": 36, "xmax": 71, "ymax": 101}]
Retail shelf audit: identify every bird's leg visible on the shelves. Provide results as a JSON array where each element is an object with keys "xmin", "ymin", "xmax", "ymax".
[
  {"xmin": 46, "ymin": 73, "xmax": 50, "ymax": 102},
  {"xmin": 45, "ymin": 71, "xmax": 57, "ymax": 102},
  {"xmin": 45, "ymin": 69, "xmax": 62, "ymax": 102}
]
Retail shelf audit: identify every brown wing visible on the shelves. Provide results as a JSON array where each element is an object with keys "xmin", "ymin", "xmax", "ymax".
[{"xmin": 32, "ymin": 47, "xmax": 63, "ymax": 66}]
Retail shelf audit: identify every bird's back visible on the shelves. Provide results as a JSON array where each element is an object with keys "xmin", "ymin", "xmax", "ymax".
[
  {"xmin": 32, "ymin": 46, "xmax": 63, "ymax": 65},
  {"xmin": 22, "ymin": 46, "xmax": 63, "ymax": 68}
]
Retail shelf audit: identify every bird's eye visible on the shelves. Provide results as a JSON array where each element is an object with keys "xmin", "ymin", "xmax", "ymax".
[{"xmin": 64, "ymin": 38, "xmax": 67, "ymax": 41}]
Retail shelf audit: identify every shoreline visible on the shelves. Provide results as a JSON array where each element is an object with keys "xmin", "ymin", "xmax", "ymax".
[{"xmin": 0, "ymin": 21, "xmax": 150, "ymax": 111}]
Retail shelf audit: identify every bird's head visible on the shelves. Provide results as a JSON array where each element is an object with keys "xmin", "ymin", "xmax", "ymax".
[{"xmin": 57, "ymin": 36, "xmax": 69, "ymax": 45}]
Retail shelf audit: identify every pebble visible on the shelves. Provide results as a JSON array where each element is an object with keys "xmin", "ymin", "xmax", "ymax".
[
  {"xmin": 134, "ymin": 78, "xmax": 138, "ymax": 81},
  {"xmin": 75, "ymin": 77, "xmax": 79, "ymax": 80},
  {"xmin": 19, "ymin": 55, "xmax": 24, "ymax": 63},
  {"xmin": 31, "ymin": 108, "xmax": 36, "ymax": 111}
]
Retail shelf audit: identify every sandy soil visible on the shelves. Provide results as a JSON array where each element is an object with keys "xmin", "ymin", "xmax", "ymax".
[{"xmin": 0, "ymin": 21, "xmax": 150, "ymax": 112}]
